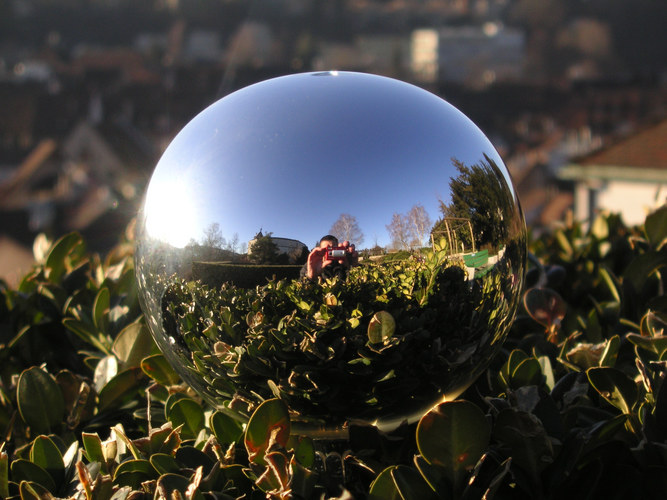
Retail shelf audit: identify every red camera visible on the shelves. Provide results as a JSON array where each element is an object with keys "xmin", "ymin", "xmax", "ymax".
[{"xmin": 326, "ymin": 246, "xmax": 348, "ymax": 260}]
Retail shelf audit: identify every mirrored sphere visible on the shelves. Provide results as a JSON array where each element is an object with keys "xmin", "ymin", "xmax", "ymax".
[{"xmin": 135, "ymin": 71, "xmax": 526, "ymax": 434}]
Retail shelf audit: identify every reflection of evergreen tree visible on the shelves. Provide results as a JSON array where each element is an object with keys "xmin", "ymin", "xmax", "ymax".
[
  {"xmin": 249, "ymin": 232, "xmax": 281, "ymax": 264},
  {"xmin": 433, "ymin": 156, "xmax": 516, "ymax": 250}
]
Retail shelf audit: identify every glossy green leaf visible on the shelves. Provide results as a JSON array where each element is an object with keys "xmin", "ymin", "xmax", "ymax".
[
  {"xmin": 112, "ymin": 323, "xmax": 155, "ymax": 369},
  {"xmin": 391, "ymin": 464, "xmax": 438, "ymax": 500},
  {"xmin": 511, "ymin": 357, "xmax": 544, "ymax": 388},
  {"xmin": 413, "ymin": 455, "xmax": 447, "ymax": 494},
  {"xmin": 97, "ymin": 368, "xmax": 143, "ymax": 411},
  {"xmin": 499, "ymin": 349, "xmax": 528, "ymax": 388},
  {"xmin": 416, "ymin": 401, "xmax": 490, "ymax": 491},
  {"xmin": 29, "ymin": 436, "xmax": 64, "ymax": 487},
  {"xmin": 368, "ymin": 466, "xmax": 402, "ymax": 500},
  {"xmin": 113, "ymin": 459, "xmax": 157, "ymax": 489},
  {"xmin": 16, "ymin": 367, "xmax": 65, "ymax": 435},
  {"xmin": 599, "ymin": 335, "xmax": 620, "ymax": 367},
  {"xmin": 0, "ymin": 451, "xmax": 9, "ymax": 499},
  {"xmin": 644, "ymin": 205, "xmax": 667, "ymax": 249},
  {"xmin": 149, "ymin": 453, "xmax": 180, "ymax": 475},
  {"xmin": 624, "ymin": 250, "xmax": 667, "ymax": 292},
  {"xmin": 81, "ymin": 433, "xmax": 105, "ymax": 467},
  {"xmin": 245, "ymin": 399, "xmax": 291, "ymax": 465},
  {"xmin": 155, "ymin": 473, "xmax": 193, "ymax": 499},
  {"xmin": 640, "ymin": 310, "xmax": 667, "ymax": 338},
  {"xmin": 93, "ymin": 287, "xmax": 110, "ymax": 333},
  {"xmin": 93, "ymin": 355, "xmax": 118, "ymax": 393},
  {"xmin": 627, "ymin": 333, "xmax": 667, "ymax": 356},
  {"xmin": 45, "ymin": 232, "xmax": 82, "ymax": 282},
  {"xmin": 210, "ymin": 411, "xmax": 243, "ymax": 445},
  {"xmin": 148, "ymin": 423, "xmax": 182, "ymax": 456},
  {"xmin": 62, "ymin": 318, "xmax": 111, "ymax": 355},
  {"xmin": 587, "ymin": 367, "xmax": 638, "ymax": 414},
  {"xmin": 166, "ymin": 398, "xmax": 205, "ymax": 441},
  {"xmin": 10, "ymin": 460, "xmax": 57, "ymax": 493},
  {"xmin": 368, "ymin": 310, "xmax": 396, "ymax": 343},
  {"xmin": 290, "ymin": 436, "xmax": 315, "ymax": 468},
  {"xmin": 537, "ymin": 355, "xmax": 555, "ymax": 390},
  {"xmin": 18, "ymin": 480, "xmax": 53, "ymax": 500},
  {"xmin": 141, "ymin": 354, "xmax": 181, "ymax": 386}
]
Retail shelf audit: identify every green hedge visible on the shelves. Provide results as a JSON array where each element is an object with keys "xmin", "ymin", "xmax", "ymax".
[{"xmin": 0, "ymin": 207, "xmax": 665, "ymax": 499}]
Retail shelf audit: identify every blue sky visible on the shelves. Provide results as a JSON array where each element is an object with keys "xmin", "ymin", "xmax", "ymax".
[{"xmin": 142, "ymin": 72, "xmax": 517, "ymax": 250}]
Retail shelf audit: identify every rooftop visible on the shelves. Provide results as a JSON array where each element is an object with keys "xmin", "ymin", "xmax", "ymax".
[{"xmin": 575, "ymin": 118, "xmax": 667, "ymax": 169}]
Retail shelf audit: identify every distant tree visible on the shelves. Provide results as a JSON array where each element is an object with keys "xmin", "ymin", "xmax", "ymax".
[
  {"xmin": 330, "ymin": 213, "xmax": 364, "ymax": 246},
  {"xmin": 386, "ymin": 213, "xmax": 411, "ymax": 250}
]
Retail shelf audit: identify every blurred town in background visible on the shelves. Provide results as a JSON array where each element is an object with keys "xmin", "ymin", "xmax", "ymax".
[{"xmin": 1, "ymin": 0, "xmax": 666, "ymax": 285}]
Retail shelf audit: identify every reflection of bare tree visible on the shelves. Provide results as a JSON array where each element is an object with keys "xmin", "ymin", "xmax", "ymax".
[
  {"xmin": 433, "ymin": 155, "xmax": 515, "ymax": 251},
  {"xmin": 187, "ymin": 223, "xmax": 241, "ymax": 262},
  {"xmin": 407, "ymin": 204, "xmax": 432, "ymax": 247},
  {"xmin": 386, "ymin": 213, "xmax": 411, "ymax": 250},
  {"xmin": 202, "ymin": 223, "xmax": 226, "ymax": 249},
  {"xmin": 387, "ymin": 204, "xmax": 433, "ymax": 250},
  {"xmin": 330, "ymin": 213, "xmax": 364, "ymax": 246}
]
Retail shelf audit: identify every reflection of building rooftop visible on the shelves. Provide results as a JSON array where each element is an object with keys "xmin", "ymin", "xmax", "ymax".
[{"xmin": 247, "ymin": 232, "xmax": 307, "ymax": 263}]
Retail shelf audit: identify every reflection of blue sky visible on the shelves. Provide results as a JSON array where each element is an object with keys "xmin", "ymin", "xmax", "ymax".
[{"xmin": 143, "ymin": 72, "xmax": 514, "ymax": 249}]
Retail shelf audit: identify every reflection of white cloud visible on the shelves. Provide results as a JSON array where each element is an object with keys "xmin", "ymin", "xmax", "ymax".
[{"xmin": 143, "ymin": 179, "xmax": 196, "ymax": 248}]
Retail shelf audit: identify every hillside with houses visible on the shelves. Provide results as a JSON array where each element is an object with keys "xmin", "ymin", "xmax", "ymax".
[{"xmin": 1, "ymin": 0, "xmax": 666, "ymax": 284}]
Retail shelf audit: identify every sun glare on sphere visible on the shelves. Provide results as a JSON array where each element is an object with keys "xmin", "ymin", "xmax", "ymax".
[{"xmin": 143, "ymin": 179, "xmax": 196, "ymax": 248}]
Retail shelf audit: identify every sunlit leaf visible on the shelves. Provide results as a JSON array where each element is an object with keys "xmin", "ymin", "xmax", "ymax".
[
  {"xmin": 112, "ymin": 323, "xmax": 156, "ymax": 369},
  {"xmin": 93, "ymin": 287, "xmax": 110, "ymax": 333},
  {"xmin": 140, "ymin": 353, "xmax": 181, "ymax": 386},
  {"xmin": 45, "ymin": 232, "xmax": 83, "ymax": 283},
  {"xmin": 97, "ymin": 368, "xmax": 144, "ymax": 411},
  {"xmin": 587, "ymin": 367, "xmax": 638, "ymax": 414},
  {"xmin": 245, "ymin": 399, "xmax": 290, "ymax": 466},
  {"xmin": 367, "ymin": 310, "xmax": 396, "ymax": 343},
  {"xmin": 166, "ymin": 398, "xmax": 205, "ymax": 441},
  {"xmin": 29, "ymin": 436, "xmax": 64, "ymax": 487}
]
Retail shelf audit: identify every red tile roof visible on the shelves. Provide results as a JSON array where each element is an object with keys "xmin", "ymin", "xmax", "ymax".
[{"xmin": 576, "ymin": 118, "xmax": 667, "ymax": 169}]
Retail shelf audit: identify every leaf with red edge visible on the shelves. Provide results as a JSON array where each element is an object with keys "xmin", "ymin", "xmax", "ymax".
[
  {"xmin": 523, "ymin": 287, "xmax": 566, "ymax": 329},
  {"xmin": 244, "ymin": 399, "xmax": 290, "ymax": 466}
]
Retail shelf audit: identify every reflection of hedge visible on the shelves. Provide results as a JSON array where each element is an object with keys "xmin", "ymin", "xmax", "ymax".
[{"xmin": 192, "ymin": 261, "xmax": 302, "ymax": 288}]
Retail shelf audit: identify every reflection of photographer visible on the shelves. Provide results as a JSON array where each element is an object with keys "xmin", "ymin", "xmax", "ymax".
[{"xmin": 301, "ymin": 235, "xmax": 359, "ymax": 280}]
